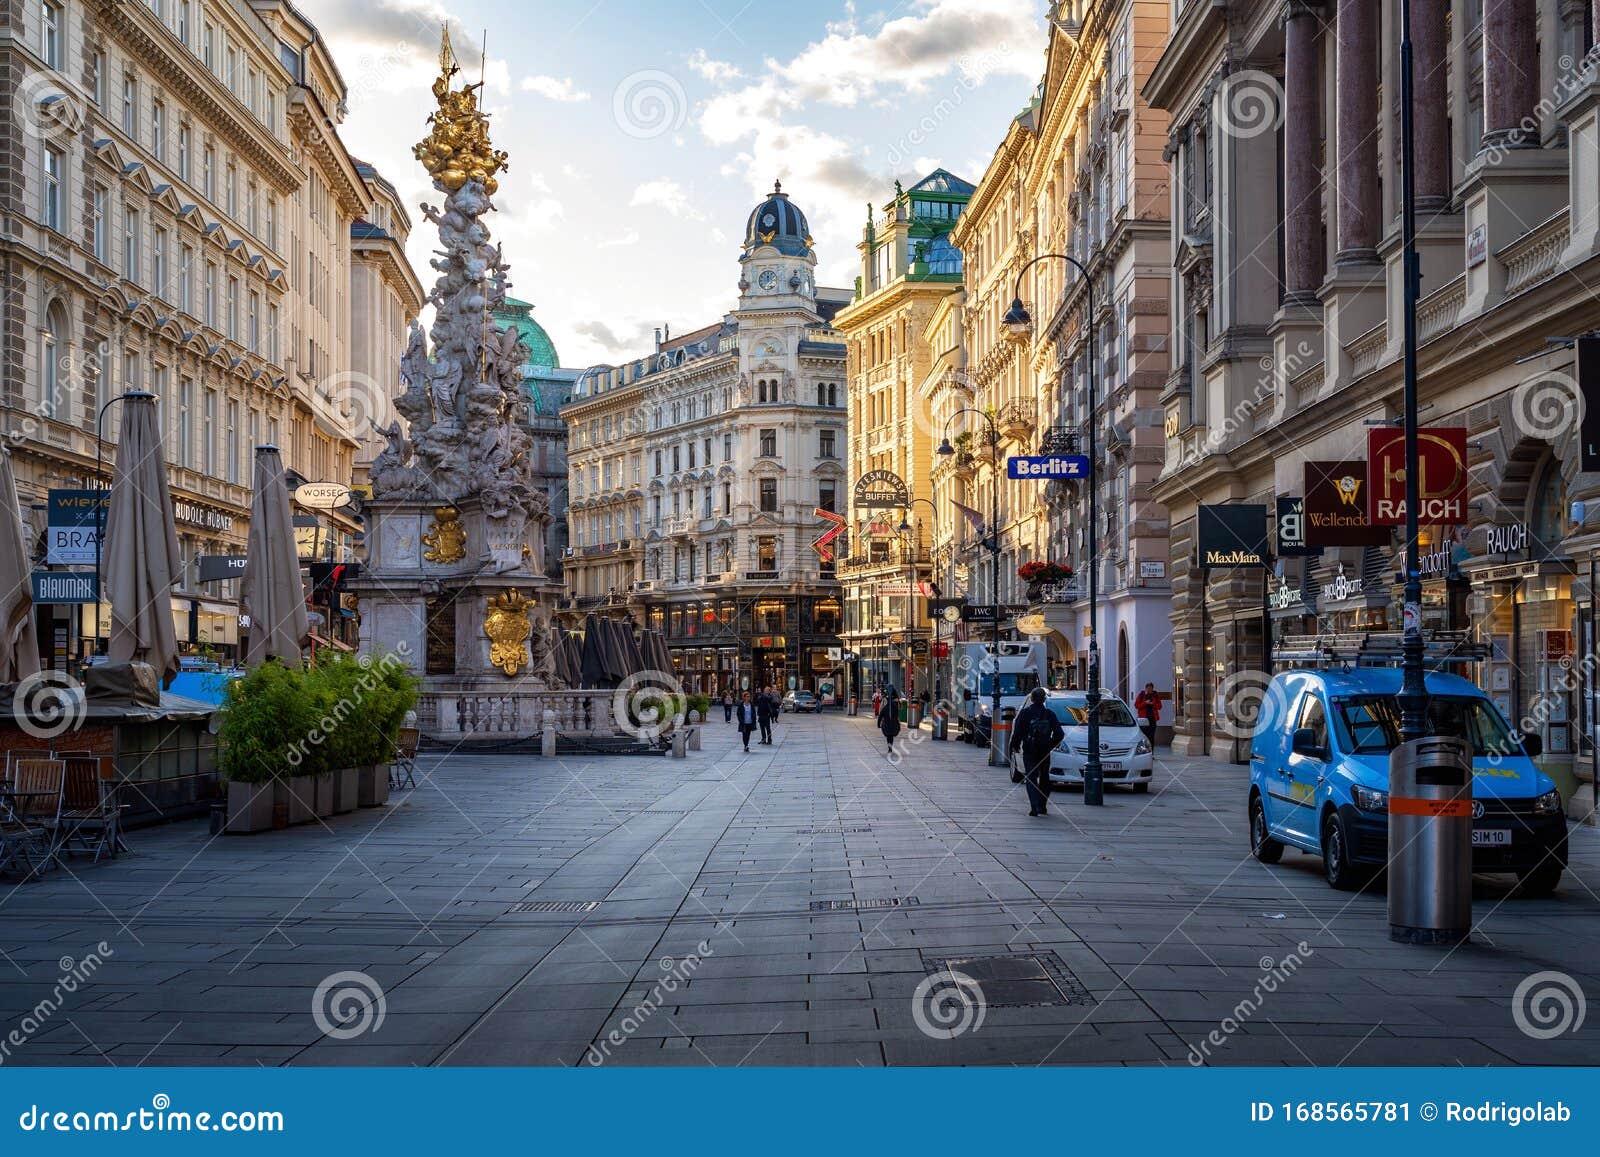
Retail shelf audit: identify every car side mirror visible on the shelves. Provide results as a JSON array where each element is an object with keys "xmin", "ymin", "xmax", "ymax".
[
  {"xmin": 1292, "ymin": 727, "xmax": 1324, "ymax": 760},
  {"xmin": 1520, "ymin": 732, "xmax": 1543, "ymax": 758}
]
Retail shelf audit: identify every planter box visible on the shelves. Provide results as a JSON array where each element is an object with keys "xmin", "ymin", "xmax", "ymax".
[
  {"xmin": 286, "ymin": 776, "xmax": 318, "ymax": 825},
  {"xmin": 331, "ymin": 767, "xmax": 359, "ymax": 814},
  {"xmin": 224, "ymin": 780, "xmax": 277, "ymax": 834},
  {"xmin": 358, "ymin": 764, "xmax": 390, "ymax": 808},
  {"xmin": 313, "ymin": 772, "xmax": 334, "ymax": 818}
]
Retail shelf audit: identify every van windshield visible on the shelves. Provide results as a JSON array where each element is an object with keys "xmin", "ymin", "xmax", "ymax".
[
  {"xmin": 1050, "ymin": 699, "xmax": 1138, "ymax": 728},
  {"xmin": 1332, "ymin": 695, "xmax": 1518, "ymax": 757},
  {"xmin": 979, "ymin": 672, "xmax": 1040, "ymax": 697}
]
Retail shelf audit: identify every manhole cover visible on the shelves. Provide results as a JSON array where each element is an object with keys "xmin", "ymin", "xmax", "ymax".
[
  {"xmin": 809, "ymin": 897, "xmax": 919, "ymax": 911},
  {"xmin": 506, "ymin": 900, "xmax": 601, "ymax": 913},
  {"xmin": 920, "ymin": 950, "xmax": 1090, "ymax": 1007}
]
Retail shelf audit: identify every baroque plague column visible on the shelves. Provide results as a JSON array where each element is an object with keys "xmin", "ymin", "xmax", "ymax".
[{"xmin": 352, "ymin": 32, "xmax": 571, "ymax": 739}]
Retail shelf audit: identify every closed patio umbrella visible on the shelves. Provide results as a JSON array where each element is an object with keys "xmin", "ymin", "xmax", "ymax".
[
  {"xmin": 616, "ymin": 621, "xmax": 644, "ymax": 679},
  {"xmin": 641, "ymin": 629, "xmax": 672, "ymax": 679},
  {"xmin": 241, "ymin": 445, "xmax": 308, "ymax": 666},
  {"xmin": 579, "ymin": 613, "xmax": 607, "ymax": 688},
  {"xmin": 555, "ymin": 631, "xmax": 582, "ymax": 687},
  {"xmin": 0, "ymin": 448, "xmax": 40, "ymax": 683},
  {"xmin": 103, "ymin": 392, "xmax": 181, "ymax": 687}
]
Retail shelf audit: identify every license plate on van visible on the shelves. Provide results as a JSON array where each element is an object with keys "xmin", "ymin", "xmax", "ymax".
[{"xmin": 1471, "ymin": 829, "xmax": 1511, "ymax": 847}]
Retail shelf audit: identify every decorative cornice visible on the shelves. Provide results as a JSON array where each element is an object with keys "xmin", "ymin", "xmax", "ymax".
[{"xmin": 90, "ymin": 0, "xmax": 300, "ymax": 194}]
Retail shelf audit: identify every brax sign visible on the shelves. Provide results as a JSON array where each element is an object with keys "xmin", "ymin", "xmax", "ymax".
[{"xmin": 1366, "ymin": 427, "xmax": 1469, "ymax": 526}]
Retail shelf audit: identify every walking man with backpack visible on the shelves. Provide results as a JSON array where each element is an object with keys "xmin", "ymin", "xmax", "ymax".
[
  {"xmin": 1009, "ymin": 687, "xmax": 1065, "ymax": 817},
  {"xmin": 1134, "ymin": 682, "xmax": 1161, "ymax": 747}
]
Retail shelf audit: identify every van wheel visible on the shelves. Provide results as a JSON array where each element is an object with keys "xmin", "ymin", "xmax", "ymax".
[
  {"xmin": 1322, "ymin": 812, "xmax": 1363, "ymax": 891},
  {"xmin": 1515, "ymin": 861, "xmax": 1562, "ymax": 897},
  {"xmin": 1250, "ymin": 796, "xmax": 1283, "ymax": 864}
]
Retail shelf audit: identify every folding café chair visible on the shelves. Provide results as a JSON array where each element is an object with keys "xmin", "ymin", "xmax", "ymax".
[{"xmin": 390, "ymin": 727, "xmax": 420, "ymax": 791}]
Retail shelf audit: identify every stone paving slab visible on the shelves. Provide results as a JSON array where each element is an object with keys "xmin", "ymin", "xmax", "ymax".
[{"xmin": 1, "ymin": 710, "xmax": 1598, "ymax": 1067}]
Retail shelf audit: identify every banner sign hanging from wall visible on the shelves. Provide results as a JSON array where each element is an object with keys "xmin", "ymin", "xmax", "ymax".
[
  {"xmin": 1303, "ymin": 461, "xmax": 1390, "ymax": 547},
  {"xmin": 1366, "ymin": 427, "xmax": 1469, "ymax": 526},
  {"xmin": 852, "ymin": 470, "xmax": 909, "ymax": 509},
  {"xmin": 1274, "ymin": 496, "xmax": 1320, "ymax": 557},
  {"xmin": 1197, "ymin": 505, "xmax": 1269, "ymax": 568}
]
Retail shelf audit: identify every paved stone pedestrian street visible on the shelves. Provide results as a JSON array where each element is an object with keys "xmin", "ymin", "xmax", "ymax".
[{"xmin": 2, "ymin": 713, "xmax": 1598, "ymax": 1067}]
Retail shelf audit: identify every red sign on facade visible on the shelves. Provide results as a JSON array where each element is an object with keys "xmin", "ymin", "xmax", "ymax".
[{"xmin": 1366, "ymin": 427, "xmax": 1469, "ymax": 526}]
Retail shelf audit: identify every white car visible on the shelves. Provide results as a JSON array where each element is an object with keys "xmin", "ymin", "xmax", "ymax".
[{"xmin": 1011, "ymin": 692, "xmax": 1154, "ymax": 793}]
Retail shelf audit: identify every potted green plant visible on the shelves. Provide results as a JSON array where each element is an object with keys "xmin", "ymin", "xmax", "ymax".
[
  {"xmin": 217, "ymin": 661, "xmax": 330, "ymax": 833},
  {"xmin": 356, "ymin": 658, "xmax": 419, "ymax": 807}
]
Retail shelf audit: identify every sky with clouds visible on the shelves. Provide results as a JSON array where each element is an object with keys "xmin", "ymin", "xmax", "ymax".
[{"xmin": 296, "ymin": 0, "xmax": 1046, "ymax": 367}]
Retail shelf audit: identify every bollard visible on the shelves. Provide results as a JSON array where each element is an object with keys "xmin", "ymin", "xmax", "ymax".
[
  {"xmin": 932, "ymin": 707, "xmax": 948, "ymax": 741},
  {"xmin": 687, "ymin": 711, "xmax": 702, "ymax": 751},
  {"xmin": 988, "ymin": 718, "xmax": 1010, "ymax": 767},
  {"xmin": 541, "ymin": 710, "xmax": 557, "ymax": 758},
  {"xmin": 670, "ymin": 727, "xmax": 687, "ymax": 759},
  {"xmin": 1388, "ymin": 734, "xmax": 1474, "ymax": 944}
]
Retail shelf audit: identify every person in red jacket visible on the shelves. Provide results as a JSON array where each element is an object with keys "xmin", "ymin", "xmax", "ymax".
[{"xmin": 1134, "ymin": 683, "xmax": 1162, "ymax": 746}]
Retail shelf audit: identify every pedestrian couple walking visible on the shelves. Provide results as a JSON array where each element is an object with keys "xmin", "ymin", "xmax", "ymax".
[{"xmin": 736, "ymin": 687, "xmax": 780, "ymax": 752}]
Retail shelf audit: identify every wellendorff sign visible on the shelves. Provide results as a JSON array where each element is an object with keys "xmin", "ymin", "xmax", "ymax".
[{"xmin": 1303, "ymin": 461, "xmax": 1388, "ymax": 547}]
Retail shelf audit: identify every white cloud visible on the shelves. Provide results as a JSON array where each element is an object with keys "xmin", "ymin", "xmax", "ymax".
[
  {"xmin": 597, "ymin": 229, "xmax": 641, "ymax": 249},
  {"xmin": 629, "ymin": 179, "xmax": 704, "ymax": 220},
  {"xmin": 687, "ymin": 48, "xmax": 743, "ymax": 85},
  {"xmin": 520, "ymin": 74, "xmax": 591, "ymax": 102}
]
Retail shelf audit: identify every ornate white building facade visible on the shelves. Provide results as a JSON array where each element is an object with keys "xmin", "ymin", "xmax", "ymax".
[{"xmin": 559, "ymin": 183, "xmax": 849, "ymax": 695}]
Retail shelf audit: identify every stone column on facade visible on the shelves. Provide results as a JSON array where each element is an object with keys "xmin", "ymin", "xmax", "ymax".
[
  {"xmin": 1334, "ymin": 0, "xmax": 1379, "ymax": 265},
  {"xmin": 1283, "ymin": 1, "xmax": 1324, "ymax": 304},
  {"xmin": 1483, "ymin": 0, "xmax": 1539, "ymax": 148},
  {"xmin": 1412, "ymin": 0, "xmax": 1450, "ymax": 209}
]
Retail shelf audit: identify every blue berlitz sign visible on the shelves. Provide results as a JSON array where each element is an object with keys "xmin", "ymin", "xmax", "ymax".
[{"xmin": 1007, "ymin": 454, "xmax": 1091, "ymax": 480}]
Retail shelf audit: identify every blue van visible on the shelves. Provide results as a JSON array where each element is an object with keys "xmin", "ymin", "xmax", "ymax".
[{"xmin": 1248, "ymin": 668, "xmax": 1568, "ymax": 894}]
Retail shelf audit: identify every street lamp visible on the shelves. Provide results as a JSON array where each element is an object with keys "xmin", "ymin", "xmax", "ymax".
[
  {"xmin": 938, "ymin": 408, "xmax": 1004, "ymax": 766},
  {"xmin": 999, "ymin": 251, "xmax": 1103, "ymax": 806},
  {"xmin": 91, "ymin": 390, "xmax": 156, "ymax": 656},
  {"xmin": 900, "ymin": 496, "xmax": 940, "ymax": 705}
]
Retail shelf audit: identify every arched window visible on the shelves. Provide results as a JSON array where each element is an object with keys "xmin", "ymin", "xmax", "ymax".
[{"xmin": 40, "ymin": 300, "xmax": 70, "ymax": 420}]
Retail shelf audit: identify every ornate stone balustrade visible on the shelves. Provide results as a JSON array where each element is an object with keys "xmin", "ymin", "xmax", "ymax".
[
  {"xmin": 1500, "ymin": 211, "xmax": 1570, "ymax": 297},
  {"xmin": 416, "ymin": 689, "xmax": 621, "ymax": 741},
  {"xmin": 1345, "ymin": 322, "xmax": 1389, "ymax": 379},
  {"xmin": 1417, "ymin": 275, "xmax": 1466, "ymax": 344}
]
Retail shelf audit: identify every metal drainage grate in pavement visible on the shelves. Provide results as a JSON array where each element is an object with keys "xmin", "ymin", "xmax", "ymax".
[
  {"xmin": 506, "ymin": 900, "xmax": 601, "ymax": 914},
  {"xmin": 796, "ymin": 826, "xmax": 872, "ymax": 835},
  {"xmin": 809, "ymin": 896, "xmax": 920, "ymax": 911},
  {"xmin": 643, "ymin": 809, "xmax": 689, "ymax": 815},
  {"xmin": 920, "ymin": 950, "xmax": 1090, "ymax": 1007}
]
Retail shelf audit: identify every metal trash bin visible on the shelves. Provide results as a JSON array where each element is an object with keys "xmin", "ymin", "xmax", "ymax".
[
  {"xmin": 848, "ymin": 696, "xmax": 858, "ymax": 717},
  {"xmin": 908, "ymin": 702, "xmax": 923, "ymax": 729},
  {"xmin": 931, "ymin": 707, "xmax": 948, "ymax": 740},
  {"xmin": 1388, "ymin": 734, "xmax": 1473, "ymax": 944}
]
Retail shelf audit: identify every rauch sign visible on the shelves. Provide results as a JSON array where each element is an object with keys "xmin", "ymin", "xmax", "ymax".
[{"xmin": 1366, "ymin": 427, "xmax": 1468, "ymax": 526}]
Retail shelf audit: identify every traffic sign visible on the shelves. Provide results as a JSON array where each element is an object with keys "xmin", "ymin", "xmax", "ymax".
[{"xmin": 1007, "ymin": 455, "xmax": 1090, "ymax": 480}]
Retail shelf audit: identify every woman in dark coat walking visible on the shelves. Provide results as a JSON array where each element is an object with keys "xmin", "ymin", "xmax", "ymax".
[{"xmin": 876, "ymin": 686, "xmax": 902, "ymax": 755}]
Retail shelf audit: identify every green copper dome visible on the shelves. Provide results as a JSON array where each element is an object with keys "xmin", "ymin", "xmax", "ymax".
[{"xmin": 493, "ymin": 297, "xmax": 560, "ymax": 369}]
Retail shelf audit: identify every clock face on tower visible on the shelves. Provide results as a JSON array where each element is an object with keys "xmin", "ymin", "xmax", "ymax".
[{"xmin": 757, "ymin": 269, "xmax": 778, "ymax": 292}]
